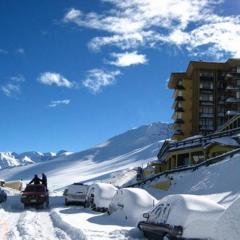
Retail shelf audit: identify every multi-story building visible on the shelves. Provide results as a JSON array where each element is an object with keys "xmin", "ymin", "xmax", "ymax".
[{"xmin": 169, "ymin": 59, "xmax": 240, "ymax": 141}]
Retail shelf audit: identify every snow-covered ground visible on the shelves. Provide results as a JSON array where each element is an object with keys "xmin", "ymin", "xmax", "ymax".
[
  {"xmin": 0, "ymin": 122, "xmax": 171, "ymax": 190},
  {"xmin": 0, "ymin": 122, "xmax": 170, "ymax": 240},
  {"xmin": 0, "ymin": 188, "xmax": 143, "ymax": 240},
  {"xmin": 0, "ymin": 122, "xmax": 240, "ymax": 239}
]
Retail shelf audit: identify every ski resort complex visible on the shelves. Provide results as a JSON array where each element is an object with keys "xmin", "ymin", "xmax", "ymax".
[{"xmin": 1, "ymin": 1, "xmax": 240, "ymax": 240}]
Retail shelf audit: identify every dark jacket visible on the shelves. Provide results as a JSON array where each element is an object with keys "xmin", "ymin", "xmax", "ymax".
[
  {"xmin": 42, "ymin": 174, "xmax": 47, "ymax": 187},
  {"xmin": 29, "ymin": 175, "xmax": 42, "ymax": 185}
]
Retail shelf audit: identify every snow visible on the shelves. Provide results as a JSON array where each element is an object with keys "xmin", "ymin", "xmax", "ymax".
[
  {"xmin": 0, "ymin": 121, "xmax": 239, "ymax": 239},
  {"xmin": 151, "ymin": 194, "xmax": 225, "ymax": 239},
  {"xmin": 109, "ymin": 188, "xmax": 157, "ymax": 225},
  {"xmin": 210, "ymin": 136, "xmax": 239, "ymax": 146},
  {"xmin": 213, "ymin": 197, "xmax": 240, "ymax": 240},
  {"xmin": 0, "ymin": 151, "xmax": 74, "ymax": 170},
  {"xmin": 87, "ymin": 183, "xmax": 117, "ymax": 209},
  {"xmin": 0, "ymin": 122, "xmax": 170, "ymax": 190}
]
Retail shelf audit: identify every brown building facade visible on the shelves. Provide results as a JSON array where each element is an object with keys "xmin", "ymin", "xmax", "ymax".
[{"xmin": 169, "ymin": 59, "xmax": 240, "ymax": 140}]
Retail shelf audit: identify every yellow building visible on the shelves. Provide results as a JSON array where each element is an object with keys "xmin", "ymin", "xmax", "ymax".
[
  {"xmin": 169, "ymin": 59, "xmax": 240, "ymax": 141},
  {"xmin": 155, "ymin": 134, "xmax": 239, "ymax": 173}
]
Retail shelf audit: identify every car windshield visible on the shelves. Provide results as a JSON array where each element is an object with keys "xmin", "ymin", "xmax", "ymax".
[{"xmin": 25, "ymin": 185, "xmax": 45, "ymax": 192}]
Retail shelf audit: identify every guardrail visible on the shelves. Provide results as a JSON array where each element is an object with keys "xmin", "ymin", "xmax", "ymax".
[
  {"xmin": 157, "ymin": 127, "xmax": 240, "ymax": 160},
  {"xmin": 127, "ymin": 147, "xmax": 240, "ymax": 188}
]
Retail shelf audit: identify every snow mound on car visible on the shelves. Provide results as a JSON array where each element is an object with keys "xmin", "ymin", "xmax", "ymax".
[
  {"xmin": 157, "ymin": 194, "xmax": 225, "ymax": 239},
  {"xmin": 88, "ymin": 183, "xmax": 117, "ymax": 209},
  {"xmin": 109, "ymin": 187, "xmax": 157, "ymax": 225},
  {"xmin": 213, "ymin": 197, "xmax": 240, "ymax": 240}
]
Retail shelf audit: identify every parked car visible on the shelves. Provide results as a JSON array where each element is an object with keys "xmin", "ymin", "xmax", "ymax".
[
  {"xmin": 0, "ymin": 179, "xmax": 5, "ymax": 187},
  {"xmin": 108, "ymin": 188, "xmax": 157, "ymax": 224},
  {"xmin": 138, "ymin": 194, "xmax": 225, "ymax": 240},
  {"xmin": 63, "ymin": 182, "xmax": 89, "ymax": 206},
  {"xmin": 21, "ymin": 184, "xmax": 49, "ymax": 209},
  {"xmin": 85, "ymin": 182, "xmax": 117, "ymax": 212},
  {"xmin": 0, "ymin": 187, "xmax": 7, "ymax": 203}
]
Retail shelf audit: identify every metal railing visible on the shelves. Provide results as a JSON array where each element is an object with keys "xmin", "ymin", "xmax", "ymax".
[
  {"xmin": 157, "ymin": 127, "xmax": 240, "ymax": 160},
  {"xmin": 127, "ymin": 147, "xmax": 240, "ymax": 188}
]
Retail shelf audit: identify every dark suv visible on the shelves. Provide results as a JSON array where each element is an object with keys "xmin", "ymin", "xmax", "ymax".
[{"xmin": 21, "ymin": 184, "xmax": 49, "ymax": 209}]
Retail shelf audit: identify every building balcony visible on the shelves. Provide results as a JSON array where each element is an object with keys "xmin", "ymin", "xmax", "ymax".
[
  {"xmin": 176, "ymin": 84, "xmax": 185, "ymax": 90},
  {"xmin": 225, "ymin": 86, "xmax": 240, "ymax": 91},
  {"xmin": 174, "ymin": 119, "xmax": 184, "ymax": 124},
  {"xmin": 226, "ymin": 110, "xmax": 240, "ymax": 116},
  {"xmin": 175, "ymin": 96, "xmax": 185, "ymax": 101},
  {"xmin": 175, "ymin": 107, "xmax": 184, "ymax": 112},
  {"xmin": 225, "ymin": 97, "xmax": 240, "ymax": 103},
  {"xmin": 173, "ymin": 129, "xmax": 184, "ymax": 136}
]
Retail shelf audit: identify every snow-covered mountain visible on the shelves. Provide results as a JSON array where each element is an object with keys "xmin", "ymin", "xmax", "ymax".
[
  {"xmin": 0, "ymin": 150, "xmax": 73, "ymax": 170},
  {"xmin": 0, "ymin": 122, "xmax": 172, "ymax": 188}
]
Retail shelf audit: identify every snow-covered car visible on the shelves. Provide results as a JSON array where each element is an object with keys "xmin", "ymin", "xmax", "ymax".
[
  {"xmin": 85, "ymin": 183, "xmax": 117, "ymax": 212},
  {"xmin": 108, "ymin": 188, "xmax": 157, "ymax": 224},
  {"xmin": 63, "ymin": 182, "xmax": 89, "ymax": 206},
  {"xmin": 138, "ymin": 194, "xmax": 225, "ymax": 240},
  {"xmin": 0, "ymin": 188, "xmax": 7, "ymax": 203}
]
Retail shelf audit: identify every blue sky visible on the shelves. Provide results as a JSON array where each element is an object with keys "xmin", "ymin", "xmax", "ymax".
[{"xmin": 0, "ymin": 0, "xmax": 239, "ymax": 152}]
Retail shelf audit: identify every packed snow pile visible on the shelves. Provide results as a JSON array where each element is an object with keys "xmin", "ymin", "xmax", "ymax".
[
  {"xmin": 109, "ymin": 188, "xmax": 157, "ymax": 225},
  {"xmin": 0, "ymin": 150, "xmax": 73, "ymax": 170},
  {"xmin": 0, "ymin": 122, "xmax": 171, "ymax": 189},
  {"xmin": 153, "ymin": 194, "xmax": 225, "ymax": 239},
  {"xmin": 146, "ymin": 153, "xmax": 240, "ymax": 208},
  {"xmin": 213, "ymin": 197, "xmax": 240, "ymax": 240},
  {"xmin": 87, "ymin": 183, "xmax": 117, "ymax": 209}
]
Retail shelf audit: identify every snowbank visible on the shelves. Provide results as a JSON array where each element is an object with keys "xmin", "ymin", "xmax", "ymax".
[
  {"xmin": 154, "ymin": 194, "xmax": 225, "ymax": 239},
  {"xmin": 50, "ymin": 210, "xmax": 86, "ymax": 240},
  {"xmin": 87, "ymin": 183, "xmax": 117, "ymax": 209},
  {"xmin": 213, "ymin": 197, "xmax": 240, "ymax": 240},
  {"xmin": 109, "ymin": 188, "xmax": 157, "ymax": 225}
]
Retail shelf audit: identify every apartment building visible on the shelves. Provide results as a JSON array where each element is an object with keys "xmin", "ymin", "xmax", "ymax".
[{"xmin": 169, "ymin": 59, "xmax": 240, "ymax": 140}]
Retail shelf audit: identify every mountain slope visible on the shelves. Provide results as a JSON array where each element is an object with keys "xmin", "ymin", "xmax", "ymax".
[
  {"xmin": 0, "ymin": 151, "xmax": 73, "ymax": 170},
  {"xmin": 0, "ymin": 122, "xmax": 172, "ymax": 189}
]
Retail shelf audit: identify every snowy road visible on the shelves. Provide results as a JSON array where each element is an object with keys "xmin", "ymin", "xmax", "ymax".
[
  {"xmin": 0, "ymin": 192, "xmax": 142, "ymax": 240},
  {"xmin": 0, "ymin": 195, "xmax": 73, "ymax": 240}
]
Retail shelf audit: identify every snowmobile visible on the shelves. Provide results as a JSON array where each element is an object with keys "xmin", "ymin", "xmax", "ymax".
[{"xmin": 21, "ymin": 184, "xmax": 49, "ymax": 209}]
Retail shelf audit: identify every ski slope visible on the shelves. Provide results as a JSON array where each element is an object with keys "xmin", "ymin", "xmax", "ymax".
[{"xmin": 0, "ymin": 122, "xmax": 171, "ymax": 190}]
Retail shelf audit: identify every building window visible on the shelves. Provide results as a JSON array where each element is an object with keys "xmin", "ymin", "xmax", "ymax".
[
  {"xmin": 236, "ymin": 91, "xmax": 240, "ymax": 99},
  {"xmin": 200, "ymin": 82, "xmax": 213, "ymax": 89},
  {"xmin": 199, "ymin": 71, "xmax": 214, "ymax": 77},
  {"xmin": 200, "ymin": 94, "xmax": 213, "ymax": 101},
  {"xmin": 200, "ymin": 106, "xmax": 213, "ymax": 114},
  {"xmin": 199, "ymin": 118, "xmax": 214, "ymax": 129},
  {"xmin": 236, "ymin": 66, "xmax": 240, "ymax": 73}
]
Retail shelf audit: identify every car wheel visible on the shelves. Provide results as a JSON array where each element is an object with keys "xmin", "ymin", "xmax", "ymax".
[{"xmin": 65, "ymin": 199, "xmax": 69, "ymax": 206}]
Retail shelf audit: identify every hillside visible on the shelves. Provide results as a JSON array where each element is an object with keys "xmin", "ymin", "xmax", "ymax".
[
  {"xmin": 0, "ymin": 122, "xmax": 172, "ymax": 189},
  {"xmin": 0, "ymin": 151, "xmax": 73, "ymax": 170}
]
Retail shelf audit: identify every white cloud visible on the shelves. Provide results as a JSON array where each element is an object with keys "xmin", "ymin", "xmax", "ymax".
[
  {"xmin": 38, "ymin": 72, "xmax": 74, "ymax": 88},
  {"xmin": 63, "ymin": 8, "xmax": 81, "ymax": 22},
  {"xmin": 9, "ymin": 74, "xmax": 25, "ymax": 82},
  {"xmin": 16, "ymin": 48, "xmax": 25, "ymax": 54},
  {"xmin": 0, "ymin": 48, "xmax": 8, "ymax": 54},
  {"xmin": 64, "ymin": 0, "xmax": 240, "ymax": 58},
  {"xmin": 108, "ymin": 51, "xmax": 148, "ymax": 67},
  {"xmin": 83, "ymin": 69, "xmax": 121, "ymax": 93},
  {"xmin": 48, "ymin": 99, "xmax": 71, "ymax": 108},
  {"xmin": 1, "ymin": 83, "xmax": 21, "ymax": 97}
]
